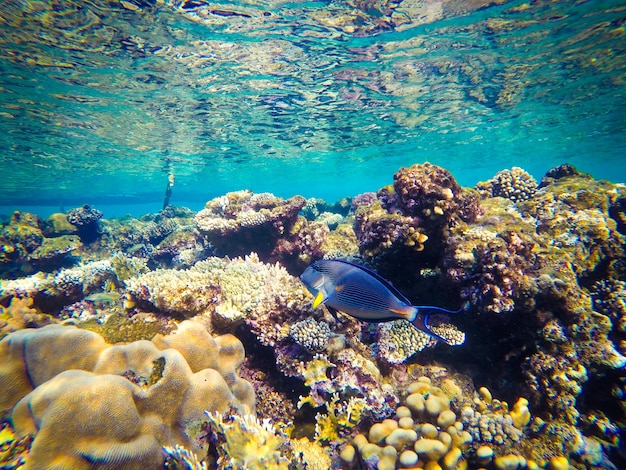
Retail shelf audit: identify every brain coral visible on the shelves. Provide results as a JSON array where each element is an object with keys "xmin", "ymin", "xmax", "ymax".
[{"xmin": 0, "ymin": 320, "xmax": 254, "ymax": 469}]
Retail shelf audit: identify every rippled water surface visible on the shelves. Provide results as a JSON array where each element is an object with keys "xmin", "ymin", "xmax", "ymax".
[{"xmin": 1, "ymin": 0, "xmax": 625, "ymax": 209}]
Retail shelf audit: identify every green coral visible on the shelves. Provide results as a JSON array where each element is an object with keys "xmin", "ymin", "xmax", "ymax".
[
  {"xmin": 313, "ymin": 394, "xmax": 366, "ymax": 443},
  {"xmin": 206, "ymin": 412, "xmax": 288, "ymax": 470}
]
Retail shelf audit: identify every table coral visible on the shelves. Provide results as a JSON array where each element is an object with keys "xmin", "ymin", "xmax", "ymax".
[
  {"xmin": 0, "ymin": 320, "xmax": 254, "ymax": 469},
  {"xmin": 125, "ymin": 266, "xmax": 221, "ymax": 318}
]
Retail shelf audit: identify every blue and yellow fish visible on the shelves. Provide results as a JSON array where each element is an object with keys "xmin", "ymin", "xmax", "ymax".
[{"xmin": 300, "ymin": 259, "xmax": 462, "ymax": 345}]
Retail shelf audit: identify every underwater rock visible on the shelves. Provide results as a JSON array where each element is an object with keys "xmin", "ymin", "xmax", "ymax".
[
  {"xmin": 0, "ymin": 320, "xmax": 254, "ymax": 469},
  {"xmin": 43, "ymin": 213, "xmax": 79, "ymax": 237},
  {"xmin": 67, "ymin": 204, "xmax": 103, "ymax": 243},
  {"xmin": 194, "ymin": 190, "xmax": 306, "ymax": 259},
  {"xmin": 0, "ymin": 211, "xmax": 45, "ymax": 277}
]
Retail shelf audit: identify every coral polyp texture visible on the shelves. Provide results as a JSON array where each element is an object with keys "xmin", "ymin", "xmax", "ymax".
[
  {"xmin": 478, "ymin": 166, "xmax": 538, "ymax": 202},
  {"xmin": 0, "ymin": 320, "xmax": 253, "ymax": 469},
  {"xmin": 354, "ymin": 163, "xmax": 481, "ymax": 263},
  {"xmin": 193, "ymin": 190, "xmax": 306, "ymax": 259},
  {"xmin": 1, "ymin": 162, "xmax": 626, "ymax": 469}
]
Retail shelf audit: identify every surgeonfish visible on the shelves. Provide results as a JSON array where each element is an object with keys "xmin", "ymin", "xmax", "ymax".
[{"xmin": 299, "ymin": 259, "xmax": 462, "ymax": 345}]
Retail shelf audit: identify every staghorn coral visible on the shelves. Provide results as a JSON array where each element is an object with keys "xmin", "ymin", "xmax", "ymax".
[{"xmin": 0, "ymin": 320, "xmax": 254, "ymax": 469}]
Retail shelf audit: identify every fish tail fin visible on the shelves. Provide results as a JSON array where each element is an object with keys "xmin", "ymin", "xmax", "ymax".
[
  {"xmin": 411, "ymin": 314, "xmax": 453, "ymax": 345},
  {"xmin": 415, "ymin": 305, "xmax": 465, "ymax": 315}
]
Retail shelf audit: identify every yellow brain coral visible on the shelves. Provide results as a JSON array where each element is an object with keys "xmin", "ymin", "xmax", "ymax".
[{"xmin": 0, "ymin": 320, "xmax": 254, "ymax": 469}]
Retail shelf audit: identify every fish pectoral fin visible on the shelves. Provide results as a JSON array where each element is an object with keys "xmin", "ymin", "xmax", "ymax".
[{"xmin": 312, "ymin": 291, "xmax": 327, "ymax": 309}]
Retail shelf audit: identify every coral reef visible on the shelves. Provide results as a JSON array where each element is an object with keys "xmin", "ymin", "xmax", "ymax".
[
  {"xmin": 290, "ymin": 317, "xmax": 332, "ymax": 352},
  {"xmin": 354, "ymin": 163, "xmax": 481, "ymax": 269},
  {"xmin": 1, "ymin": 162, "xmax": 625, "ymax": 469},
  {"xmin": 0, "ymin": 259, "xmax": 118, "ymax": 312},
  {"xmin": 67, "ymin": 204, "xmax": 103, "ymax": 243},
  {"xmin": 340, "ymin": 376, "xmax": 573, "ymax": 470},
  {"xmin": 206, "ymin": 412, "xmax": 288, "ymax": 470},
  {"xmin": 477, "ymin": 167, "xmax": 538, "ymax": 202},
  {"xmin": 194, "ymin": 190, "xmax": 306, "ymax": 259},
  {"xmin": 0, "ymin": 296, "xmax": 56, "ymax": 339},
  {"xmin": 0, "ymin": 320, "xmax": 254, "ymax": 469},
  {"xmin": 377, "ymin": 316, "xmax": 465, "ymax": 364}
]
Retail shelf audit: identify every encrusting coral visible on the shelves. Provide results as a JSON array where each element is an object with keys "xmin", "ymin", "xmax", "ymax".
[{"xmin": 0, "ymin": 320, "xmax": 254, "ymax": 469}]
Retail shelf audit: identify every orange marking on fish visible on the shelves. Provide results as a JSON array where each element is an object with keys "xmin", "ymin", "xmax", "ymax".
[{"xmin": 389, "ymin": 308, "xmax": 410, "ymax": 317}]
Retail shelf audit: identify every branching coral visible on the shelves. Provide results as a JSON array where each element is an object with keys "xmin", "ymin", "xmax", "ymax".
[
  {"xmin": 206, "ymin": 411, "xmax": 288, "ymax": 470},
  {"xmin": 479, "ymin": 167, "xmax": 538, "ymax": 202},
  {"xmin": 377, "ymin": 316, "xmax": 465, "ymax": 364},
  {"xmin": 290, "ymin": 317, "xmax": 331, "ymax": 352},
  {"xmin": 0, "ymin": 296, "xmax": 55, "ymax": 339}
]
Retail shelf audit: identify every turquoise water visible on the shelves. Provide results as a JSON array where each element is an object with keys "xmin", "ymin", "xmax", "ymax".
[{"xmin": 1, "ymin": 0, "xmax": 625, "ymax": 215}]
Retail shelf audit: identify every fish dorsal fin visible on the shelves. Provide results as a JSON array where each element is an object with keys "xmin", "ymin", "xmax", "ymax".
[{"xmin": 327, "ymin": 259, "xmax": 412, "ymax": 305}]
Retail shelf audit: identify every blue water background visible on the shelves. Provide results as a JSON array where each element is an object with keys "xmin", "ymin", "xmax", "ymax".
[{"xmin": 0, "ymin": 0, "xmax": 625, "ymax": 218}]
